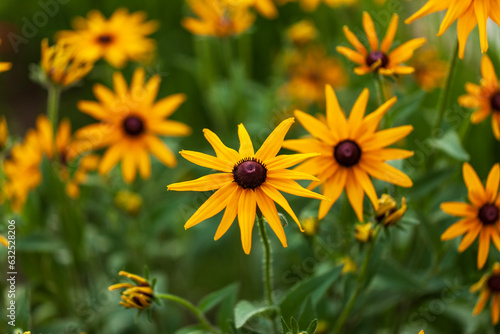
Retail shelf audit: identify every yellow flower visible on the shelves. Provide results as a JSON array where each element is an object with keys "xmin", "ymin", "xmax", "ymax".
[
  {"xmin": 376, "ymin": 194, "xmax": 407, "ymax": 226},
  {"xmin": 75, "ymin": 67, "xmax": 191, "ymax": 183},
  {"xmin": 441, "ymin": 163, "xmax": 500, "ymax": 269},
  {"xmin": 0, "ymin": 115, "xmax": 8, "ymax": 151},
  {"xmin": 41, "ymin": 39, "xmax": 93, "ymax": 87},
  {"xmin": 283, "ymin": 85, "xmax": 414, "ymax": 221},
  {"xmin": 355, "ymin": 222, "xmax": 374, "ymax": 242},
  {"xmin": 0, "ymin": 39, "xmax": 12, "ymax": 73},
  {"xmin": 56, "ymin": 9, "xmax": 158, "ymax": 68},
  {"xmin": 458, "ymin": 55, "xmax": 500, "ymax": 140},
  {"xmin": 337, "ymin": 12, "xmax": 426, "ymax": 76},
  {"xmin": 182, "ymin": 0, "xmax": 255, "ymax": 37},
  {"xmin": 108, "ymin": 271, "xmax": 153, "ymax": 310},
  {"xmin": 471, "ymin": 262, "xmax": 500, "ymax": 324},
  {"xmin": 405, "ymin": 0, "xmax": 500, "ymax": 59},
  {"xmin": 287, "ymin": 20, "xmax": 317, "ymax": 47},
  {"xmin": 115, "ymin": 190, "xmax": 143, "ymax": 215},
  {"xmin": 167, "ymin": 118, "xmax": 326, "ymax": 254},
  {"xmin": 281, "ymin": 46, "xmax": 348, "ymax": 107},
  {"xmin": 412, "ymin": 48, "xmax": 447, "ymax": 91},
  {"xmin": 339, "ymin": 256, "xmax": 357, "ymax": 274},
  {"xmin": 222, "ymin": 0, "xmax": 278, "ymax": 19},
  {"xmin": 302, "ymin": 216, "xmax": 319, "ymax": 236},
  {"xmin": 276, "ymin": 0, "xmax": 357, "ymax": 12},
  {"xmin": 0, "ymin": 235, "xmax": 7, "ymax": 247}
]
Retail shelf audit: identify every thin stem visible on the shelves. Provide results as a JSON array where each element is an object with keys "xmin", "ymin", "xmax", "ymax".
[
  {"xmin": 257, "ymin": 213, "xmax": 279, "ymax": 334},
  {"xmin": 332, "ymin": 225, "xmax": 381, "ymax": 334},
  {"xmin": 156, "ymin": 293, "xmax": 219, "ymax": 334},
  {"xmin": 47, "ymin": 85, "xmax": 61, "ymax": 132},
  {"xmin": 374, "ymin": 72, "xmax": 387, "ymax": 105}
]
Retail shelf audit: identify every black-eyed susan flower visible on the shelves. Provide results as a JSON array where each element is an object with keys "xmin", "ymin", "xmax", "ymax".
[
  {"xmin": 283, "ymin": 85, "xmax": 414, "ymax": 221},
  {"xmin": 108, "ymin": 271, "xmax": 153, "ymax": 310},
  {"xmin": 471, "ymin": 262, "xmax": 500, "ymax": 324},
  {"xmin": 355, "ymin": 222, "xmax": 374, "ymax": 243},
  {"xmin": 40, "ymin": 39, "xmax": 93, "ymax": 87},
  {"xmin": 458, "ymin": 55, "xmax": 500, "ymax": 140},
  {"xmin": 0, "ymin": 235, "xmax": 7, "ymax": 247},
  {"xmin": 167, "ymin": 118, "xmax": 326, "ymax": 254},
  {"xmin": 0, "ymin": 115, "xmax": 7, "ymax": 151},
  {"xmin": 75, "ymin": 67, "xmax": 191, "ymax": 183},
  {"xmin": 412, "ymin": 48, "xmax": 447, "ymax": 91},
  {"xmin": 56, "ymin": 9, "xmax": 158, "ymax": 68},
  {"xmin": 281, "ymin": 46, "xmax": 347, "ymax": 107},
  {"xmin": 182, "ymin": 0, "xmax": 255, "ymax": 37},
  {"xmin": 405, "ymin": 0, "xmax": 500, "ymax": 59},
  {"xmin": 376, "ymin": 194, "xmax": 407, "ymax": 226},
  {"xmin": 0, "ymin": 39, "xmax": 12, "ymax": 73},
  {"xmin": 441, "ymin": 163, "xmax": 500, "ymax": 269},
  {"xmin": 337, "ymin": 12, "xmax": 426, "ymax": 76},
  {"xmin": 287, "ymin": 20, "xmax": 317, "ymax": 47}
]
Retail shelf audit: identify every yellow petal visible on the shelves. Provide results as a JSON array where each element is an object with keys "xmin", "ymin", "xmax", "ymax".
[
  {"xmin": 345, "ymin": 169, "xmax": 365, "ymax": 221},
  {"xmin": 266, "ymin": 177, "xmax": 327, "ymax": 200},
  {"xmin": 441, "ymin": 202, "xmax": 477, "ymax": 217},
  {"xmin": 319, "ymin": 167, "xmax": 346, "ymax": 220},
  {"xmin": 463, "ymin": 162, "xmax": 487, "ymax": 206},
  {"xmin": 152, "ymin": 93, "xmax": 187, "ymax": 118},
  {"xmin": 342, "ymin": 25, "xmax": 367, "ymax": 55},
  {"xmin": 458, "ymin": 223, "xmax": 481, "ymax": 252},
  {"xmin": 168, "ymin": 173, "xmax": 233, "ymax": 192},
  {"xmin": 294, "ymin": 110, "xmax": 336, "ymax": 145},
  {"xmin": 380, "ymin": 14, "xmax": 398, "ymax": 53},
  {"xmin": 485, "ymin": 164, "xmax": 500, "ymax": 203},
  {"xmin": 360, "ymin": 160, "xmax": 413, "ymax": 187},
  {"xmin": 473, "ymin": 289, "xmax": 491, "ymax": 315},
  {"xmin": 441, "ymin": 218, "xmax": 477, "ymax": 240},
  {"xmin": 362, "ymin": 12, "xmax": 379, "ymax": 51},
  {"xmin": 477, "ymin": 227, "xmax": 491, "ymax": 269},
  {"xmin": 353, "ymin": 167, "xmax": 378, "ymax": 211},
  {"xmin": 347, "ymin": 88, "xmax": 369, "ymax": 137},
  {"xmin": 481, "ymin": 55, "xmax": 498, "ymax": 85},
  {"xmin": 255, "ymin": 118, "xmax": 295, "ymax": 161},
  {"xmin": 474, "ymin": 0, "xmax": 490, "ymax": 53},
  {"xmin": 238, "ymin": 189, "xmax": 257, "ymax": 254},
  {"xmin": 336, "ymin": 46, "xmax": 366, "ymax": 65},
  {"xmin": 325, "ymin": 85, "xmax": 347, "ymax": 139},
  {"xmin": 214, "ymin": 187, "xmax": 242, "ymax": 240},
  {"xmin": 238, "ymin": 123, "xmax": 255, "ymax": 157},
  {"xmin": 146, "ymin": 135, "xmax": 177, "ymax": 167},
  {"xmin": 260, "ymin": 183, "xmax": 302, "ymax": 230},
  {"xmin": 180, "ymin": 150, "xmax": 232, "ymax": 172},
  {"xmin": 203, "ymin": 128, "xmax": 240, "ymax": 162},
  {"xmin": 361, "ymin": 125, "xmax": 414, "ymax": 150},
  {"xmin": 255, "ymin": 188, "xmax": 287, "ymax": 247}
]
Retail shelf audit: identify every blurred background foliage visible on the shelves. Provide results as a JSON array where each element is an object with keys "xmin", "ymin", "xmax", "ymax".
[{"xmin": 0, "ymin": 0, "xmax": 499, "ymax": 333}]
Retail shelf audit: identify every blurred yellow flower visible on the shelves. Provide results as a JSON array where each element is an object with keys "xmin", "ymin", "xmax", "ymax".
[
  {"xmin": 277, "ymin": 0, "xmax": 357, "ymax": 12},
  {"xmin": 458, "ymin": 55, "xmax": 500, "ymax": 140},
  {"xmin": 281, "ymin": 46, "xmax": 347, "ymax": 107},
  {"xmin": 222, "ymin": 0, "xmax": 278, "ymax": 19},
  {"xmin": 355, "ymin": 222, "xmax": 374, "ymax": 242},
  {"xmin": 41, "ymin": 39, "xmax": 93, "ymax": 87},
  {"xmin": 283, "ymin": 85, "xmax": 414, "ymax": 221},
  {"xmin": 75, "ymin": 67, "xmax": 191, "ymax": 183},
  {"xmin": 471, "ymin": 262, "xmax": 500, "ymax": 324},
  {"xmin": 182, "ymin": 0, "xmax": 255, "ymax": 37},
  {"xmin": 339, "ymin": 256, "xmax": 357, "ymax": 274},
  {"xmin": 56, "ymin": 8, "xmax": 158, "ymax": 68},
  {"xmin": 376, "ymin": 194, "xmax": 407, "ymax": 226},
  {"xmin": 0, "ymin": 115, "xmax": 8, "ymax": 151},
  {"xmin": 0, "ymin": 39, "xmax": 12, "ymax": 73},
  {"xmin": 287, "ymin": 20, "xmax": 317, "ymax": 47},
  {"xmin": 0, "ymin": 235, "xmax": 7, "ymax": 247},
  {"xmin": 109, "ymin": 271, "xmax": 153, "ymax": 310},
  {"xmin": 338, "ymin": 12, "xmax": 426, "ymax": 76},
  {"xmin": 441, "ymin": 163, "xmax": 500, "ymax": 269},
  {"xmin": 412, "ymin": 49, "xmax": 447, "ymax": 91},
  {"xmin": 168, "ymin": 118, "xmax": 326, "ymax": 254},
  {"xmin": 115, "ymin": 190, "xmax": 143, "ymax": 215},
  {"xmin": 406, "ymin": 0, "xmax": 500, "ymax": 59},
  {"xmin": 302, "ymin": 216, "xmax": 319, "ymax": 236}
]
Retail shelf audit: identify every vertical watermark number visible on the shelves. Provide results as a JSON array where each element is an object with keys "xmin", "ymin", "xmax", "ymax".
[{"xmin": 6, "ymin": 219, "xmax": 16, "ymax": 326}]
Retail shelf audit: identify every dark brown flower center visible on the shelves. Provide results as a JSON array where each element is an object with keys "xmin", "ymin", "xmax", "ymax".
[
  {"xmin": 122, "ymin": 116, "xmax": 144, "ymax": 136},
  {"xmin": 366, "ymin": 51, "xmax": 389, "ymax": 69},
  {"xmin": 488, "ymin": 275, "xmax": 500, "ymax": 292},
  {"xmin": 478, "ymin": 204, "xmax": 499, "ymax": 225},
  {"xmin": 97, "ymin": 34, "xmax": 114, "ymax": 45},
  {"xmin": 334, "ymin": 140, "xmax": 362, "ymax": 167},
  {"xmin": 233, "ymin": 159, "xmax": 267, "ymax": 189},
  {"xmin": 490, "ymin": 92, "xmax": 500, "ymax": 112}
]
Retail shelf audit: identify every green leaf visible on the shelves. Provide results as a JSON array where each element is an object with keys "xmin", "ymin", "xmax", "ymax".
[
  {"xmin": 198, "ymin": 283, "xmax": 238, "ymax": 313},
  {"xmin": 174, "ymin": 324, "xmax": 205, "ymax": 334},
  {"xmin": 234, "ymin": 300, "xmax": 275, "ymax": 328},
  {"xmin": 431, "ymin": 129, "xmax": 470, "ymax": 161},
  {"xmin": 297, "ymin": 297, "xmax": 316, "ymax": 330},
  {"xmin": 281, "ymin": 317, "xmax": 290, "ymax": 333},
  {"xmin": 279, "ymin": 267, "xmax": 341, "ymax": 320},
  {"xmin": 306, "ymin": 319, "xmax": 318, "ymax": 334},
  {"xmin": 291, "ymin": 317, "xmax": 300, "ymax": 334}
]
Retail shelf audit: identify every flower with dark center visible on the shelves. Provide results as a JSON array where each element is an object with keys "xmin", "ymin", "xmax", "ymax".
[
  {"xmin": 97, "ymin": 34, "xmax": 113, "ymax": 45},
  {"xmin": 334, "ymin": 140, "xmax": 362, "ymax": 167},
  {"xmin": 108, "ymin": 271, "xmax": 154, "ymax": 310},
  {"xmin": 233, "ymin": 158, "xmax": 267, "ymax": 189},
  {"xmin": 366, "ymin": 51, "xmax": 389, "ymax": 69},
  {"xmin": 122, "ymin": 116, "xmax": 144, "ymax": 136},
  {"xmin": 441, "ymin": 163, "xmax": 500, "ymax": 269},
  {"xmin": 471, "ymin": 262, "xmax": 500, "ymax": 324},
  {"xmin": 488, "ymin": 275, "xmax": 500, "ymax": 292},
  {"xmin": 491, "ymin": 92, "xmax": 500, "ymax": 112},
  {"xmin": 479, "ymin": 204, "xmax": 500, "ymax": 225}
]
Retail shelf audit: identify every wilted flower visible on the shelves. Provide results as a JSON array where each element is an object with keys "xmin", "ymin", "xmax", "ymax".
[
  {"xmin": 376, "ymin": 194, "xmax": 407, "ymax": 226},
  {"xmin": 108, "ymin": 271, "xmax": 154, "ymax": 310},
  {"xmin": 355, "ymin": 222, "xmax": 374, "ymax": 243}
]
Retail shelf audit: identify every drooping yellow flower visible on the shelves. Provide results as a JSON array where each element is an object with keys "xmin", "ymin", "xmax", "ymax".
[
  {"xmin": 337, "ymin": 12, "xmax": 426, "ymax": 76},
  {"xmin": 0, "ymin": 39, "xmax": 12, "ymax": 73},
  {"xmin": 108, "ymin": 271, "xmax": 153, "ymax": 310},
  {"xmin": 441, "ymin": 163, "xmax": 500, "ymax": 269},
  {"xmin": 56, "ymin": 9, "xmax": 158, "ymax": 68},
  {"xmin": 375, "ymin": 194, "xmax": 407, "ymax": 226},
  {"xmin": 471, "ymin": 262, "xmax": 500, "ymax": 324},
  {"xmin": 355, "ymin": 222, "xmax": 374, "ymax": 242},
  {"xmin": 283, "ymin": 85, "xmax": 414, "ymax": 221},
  {"xmin": 287, "ymin": 20, "xmax": 317, "ymax": 47},
  {"xmin": 405, "ymin": 0, "xmax": 500, "ymax": 59},
  {"xmin": 412, "ymin": 48, "xmax": 447, "ymax": 91},
  {"xmin": 0, "ymin": 115, "xmax": 8, "ymax": 151},
  {"xmin": 75, "ymin": 67, "xmax": 191, "ymax": 183},
  {"xmin": 167, "ymin": 118, "xmax": 326, "ymax": 254},
  {"xmin": 458, "ymin": 55, "xmax": 500, "ymax": 140},
  {"xmin": 41, "ymin": 39, "xmax": 93, "ymax": 87},
  {"xmin": 182, "ymin": 0, "xmax": 256, "ymax": 37},
  {"xmin": 222, "ymin": 0, "xmax": 278, "ymax": 19},
  {"xmin": 0, "ymin": 235, "xmax": 8, "ymax": 247},
  {"xmin": 276, "ymin": 0, "xmax": 357, "ymax": 12},
  {"xmin": 281, "ymin": 46, "xmax": 348, "ymax": 107}
]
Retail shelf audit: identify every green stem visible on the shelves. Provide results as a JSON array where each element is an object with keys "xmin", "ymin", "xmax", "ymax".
[
  {"xmin": 47, "ymin": 85, "xmax": 61, "ymax": 132},
  {"xmin": 374, "ymin": 72, "xmax": 387, "ymax": 105},
  {"xmin": 257, "ymin": 213, "xmax": 279, "ymax": 334},
  {"xmin": 332, "ymin": 226, "xmax": 381, "ymax": 334},
  {"xmin": 156, "ymin": 293, "xmax": 219, "ymax": 334}
]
